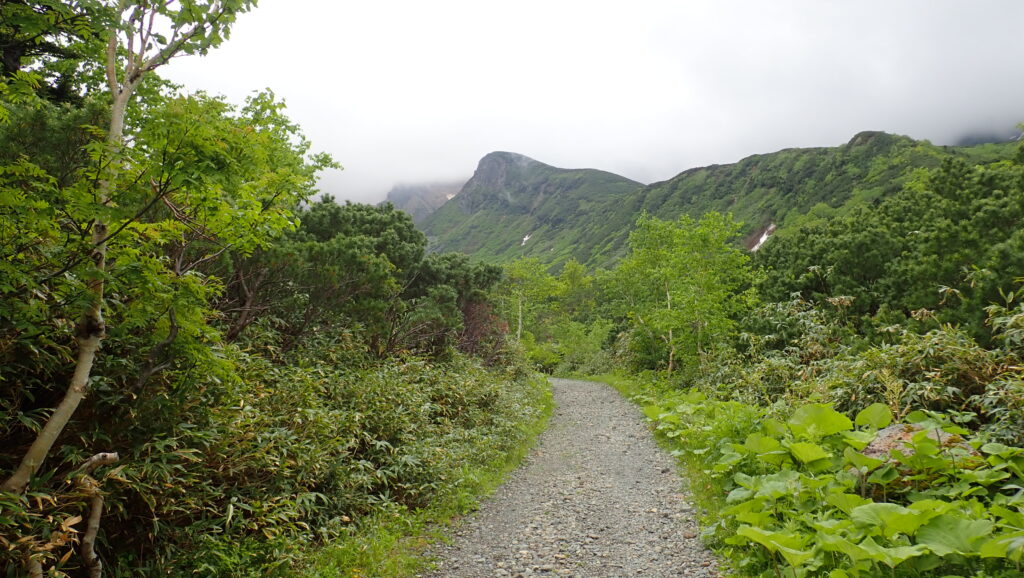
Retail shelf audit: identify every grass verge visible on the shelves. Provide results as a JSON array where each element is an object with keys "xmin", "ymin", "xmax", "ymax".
[{"xmin": 303, "ymin": 375, "xmax": 554, "ymax": 577}]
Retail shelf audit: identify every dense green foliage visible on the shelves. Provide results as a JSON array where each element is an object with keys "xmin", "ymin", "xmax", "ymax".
[
  {"xmin": 0, "ymin": 3, "xmax": 545, "ymax": 576},
  {"xmin": 5, "ymin": 4, "xmax": 1024, "ymax": 577},
  {"xmin": 612, "ymin": 291, "xmax": 1024, "ymax": 576},
  {"xmin": 0, "ymin": 0, "xmax": 108, "ymax": 111},
  {"xmin": 500, "ymin": 131, "xmax": 1024, "ymax": 576},
  {"xmin": 630, "ymin": 380, "xmax": 1024, "ymax": 577},
  {"xmin": 606, "ymin": 212, "xmax": 755, "ymax": 378},
  {"xmin": 498, "ymin": 211, "xmax": 757, "ymax": 379},
  {"xmin": 757, "ymin": 156, "xmax": 1024, "ymax": 340}
]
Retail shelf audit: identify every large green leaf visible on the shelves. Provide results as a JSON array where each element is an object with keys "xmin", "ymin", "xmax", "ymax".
[
  {"xmin": 842, "ymin": 430, "xmax": 877, "ymax": 450},
  {"xmin": 980, "ymin": 442, "xmax": 1019, "ymax": 457},
  {"xmin": 788, "ymin": 441, "xmax": 831, "ymax": 464},
  {"xmin": 981, "ymin": 442, "xmax": 1024, "ymax": 477},
  {"xmin": 980, "ymin": 531, "xmax": 1024, "ymax": 559},
  {"xmin": 855, "ymin": 403, "xmax": 893, "ymax": 430},
  {"xmin": 857, "ymin": 536, "xmax": 928, "ymax": 567},
  {"xmin": 843, "ymin": 446, "xmax": 884, "ymax": 471},
  {"xmin": 959, "ymin": 468, "xmax": 1010, "ymax": 486},
  {"xmin": 724, "ymin": 499, "xmax": 775, "ymax": 526},
  {"xmin": 867, "ymin": 464, "xmax": 899, "ymax": 484},
  {"xmin": 916, "ymin": 514, "xmax": 994, "ymax": 556},
  {"xmin": 641, "ymin": 404, "xmax": 663, "ymax": 421},
  {"xmin": 737, "ymin": 525, "xmax": 814, "ymax": 567},
  {"xmin": 745, "ymin": 432, "xmax": 781, "ymax": 453},
  {"xmin": 788, "ymin": 404, "xmax": 853, "ymax": 439},
  {"xmin": 745, "ymin": 430, "xmax": 790, "ymax": 467},
  {"xmin": 850, "ymin": 502, "xmax": 932, "ymax": 538},
  {"xmin": 817, "ymin": 532, "xmax": 869, "ymax": 562},
  {"xmin": 753, "ymin": 469, "xmax": 802, "ymax": 499},
  {"xmin": 826, "ymin": 492, "xmax": 871, "ymax": 514},
  {"xmin": 907, "ymin": 500, "xmax": 957, "ymax": 517}
]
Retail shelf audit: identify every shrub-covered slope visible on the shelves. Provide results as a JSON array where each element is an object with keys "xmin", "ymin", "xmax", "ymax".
[
  {"xmin": 420, "ymin": 152, "xmax": 643, "ymax": 266},
  {"xmin": 422, "ymin": 134, "xmax": 1017, "ymax": 269}
]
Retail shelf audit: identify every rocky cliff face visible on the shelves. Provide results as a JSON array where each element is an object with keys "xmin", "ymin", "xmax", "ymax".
[
  {"xmin": 464, "ymin": 151, "xmax": 539, "ymax": 191},
  {"xmin": 456, "ymin": 152, "xmax": 552, "ymax": 213}
]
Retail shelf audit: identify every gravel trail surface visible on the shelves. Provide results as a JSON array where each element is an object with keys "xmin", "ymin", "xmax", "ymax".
[{"xmin": 423, "ymin": 378, "xmax": 719, "ymax": 577}]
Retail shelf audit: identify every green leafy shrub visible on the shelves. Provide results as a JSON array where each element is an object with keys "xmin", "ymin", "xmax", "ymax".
[
  {"xmin": 697, "ymin": 297, "xmax": 1024, "ymax": 446},
  {"xmin": 46, "ymin": 339, "xmax": 548, "ymax": 576},
  {"xmin": 630, "ymin": 377, "xmax": 1024, "ymax": 577}
]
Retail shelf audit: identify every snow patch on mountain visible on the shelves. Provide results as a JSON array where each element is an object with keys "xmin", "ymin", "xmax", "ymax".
[{"xmin": 751, "ymin": 223, "xmax": 776, "ymax": 252}]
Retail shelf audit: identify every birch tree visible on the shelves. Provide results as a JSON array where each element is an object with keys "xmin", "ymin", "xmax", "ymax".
[
  {"xmin": 612, "ymin": 212, "xmax": 754, "ymax": 377},
  {"xmin": 3, "ymin": 0, "xmax": 255, "ymax": 496},
  {"xmin": 1, "ymin": 3, "xmax": 256, "ymax": 575}
]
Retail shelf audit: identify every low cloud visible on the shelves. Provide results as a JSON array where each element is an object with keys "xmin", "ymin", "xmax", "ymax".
[{"xmin": 166, "ymin": 0, "xmax": 1024, "ymax": 204}]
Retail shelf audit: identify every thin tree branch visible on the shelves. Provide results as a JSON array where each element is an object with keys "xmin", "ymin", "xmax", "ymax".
[
  {"xmin": 77, "ymin": 453, "xmax": 119, "ymax": 578},
  {"xmin": 76, "ymin": 452, "xmax": 120, "ymax": 477},
  {"xmin": 133, "ymin": 310, "xmax": 179, "ymax": 391},
  {"xmin": 39, "ymin": 180, "xmax": 179, "ymax": 285}
]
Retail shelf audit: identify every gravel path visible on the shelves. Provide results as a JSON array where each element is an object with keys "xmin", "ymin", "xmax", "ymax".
[{"xmin": 423, "ymin": 378, "xmax": 720, "ymax": 577}]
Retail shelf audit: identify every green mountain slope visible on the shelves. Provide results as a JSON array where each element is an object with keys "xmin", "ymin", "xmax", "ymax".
[
  {"xmin": 588, "ymin": 132, "xmax": 1017, "ymax": 264},
  {"xmin": 420, "ymin": 151, "xmax": 643, "ymax": 264},
  {"xmin": 421, "ymin": 134, "xmax": 1017, "ymax": 268}
]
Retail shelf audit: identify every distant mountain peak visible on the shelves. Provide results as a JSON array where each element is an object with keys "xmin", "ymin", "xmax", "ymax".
[
  {"xmin": 422, "ymin": 131, "xmax": 1018, "ymax": 269},
  {"xmin": 470, "ymin": 152, "xmax": 545, "ymax": 189},
  {"xmin": 846, "ymin": 131, "xmax": 910, "ymax": 148},
  {"xmin": 421, "ymin": 152, "xmax": 642, "ymax": 262},
  {"xmin": 481, "ymin": 151, "xmax": 540, "ymax": 166}
]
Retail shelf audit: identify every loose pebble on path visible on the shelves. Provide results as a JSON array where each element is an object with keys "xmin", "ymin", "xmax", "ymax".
[{"xmin": 423, "ymin": 378, "xmax": 720, "ymax": 577}]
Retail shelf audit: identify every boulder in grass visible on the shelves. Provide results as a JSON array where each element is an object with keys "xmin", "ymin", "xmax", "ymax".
[{"xmin": 860, "ymin": 423, "xmax": 980, "ymax": 461}]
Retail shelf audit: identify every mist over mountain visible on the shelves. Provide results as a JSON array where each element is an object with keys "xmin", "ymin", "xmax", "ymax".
[
  {"xmin": 382, "ymin": 180, "xmax": 466, "ymax": 224},
  {"xmin": 949, "ymin": 127, "xmax": 1022, "ymax": 147}
]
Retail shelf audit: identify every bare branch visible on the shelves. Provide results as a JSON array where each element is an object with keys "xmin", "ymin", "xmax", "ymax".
[
  {"xmin": 77, "ymin": 452, "xmax": 120, "ymax": 477},
  {"xmin": 140, "ymin": 3, "xmax": 230, "ymax": 75},
  {"xmin": 181, "ymin": 243, "xmax": 233, "ymax": 275},
  {"xmin": 77, "ymin": 453, "xmax": 119, "ymax": 578}
]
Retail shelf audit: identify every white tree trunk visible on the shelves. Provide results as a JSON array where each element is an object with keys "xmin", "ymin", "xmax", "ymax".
[
  {"xmin": 517, "ymin": 296, "xmax": 523, "ymax": 341},
  {"xmin": 1, "ymin": 84, "xmax": 133, "ymax": 495}
]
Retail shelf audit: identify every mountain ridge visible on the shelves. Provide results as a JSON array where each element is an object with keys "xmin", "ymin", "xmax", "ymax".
[{"xmin": 419, "ymin": 132, "xmax": 1018, "ymax": 268}]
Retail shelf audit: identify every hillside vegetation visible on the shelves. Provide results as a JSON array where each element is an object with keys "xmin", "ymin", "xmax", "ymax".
[
  {"xmin": 423, "ymin": 133, "xmax": 1017, "ymax": 269},
  {"xmin": 421, "ymin": 151, "xmax": 643, "ymax": 265},
  {"xmin": 4, "ymin": 3, "xmax": 1023, "ymax": 577}
]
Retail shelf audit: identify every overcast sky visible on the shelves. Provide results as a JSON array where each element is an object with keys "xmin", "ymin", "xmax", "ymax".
[{"xmin": 164, "ymin": 0, "xmax": 1024, "ymax": 204}]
